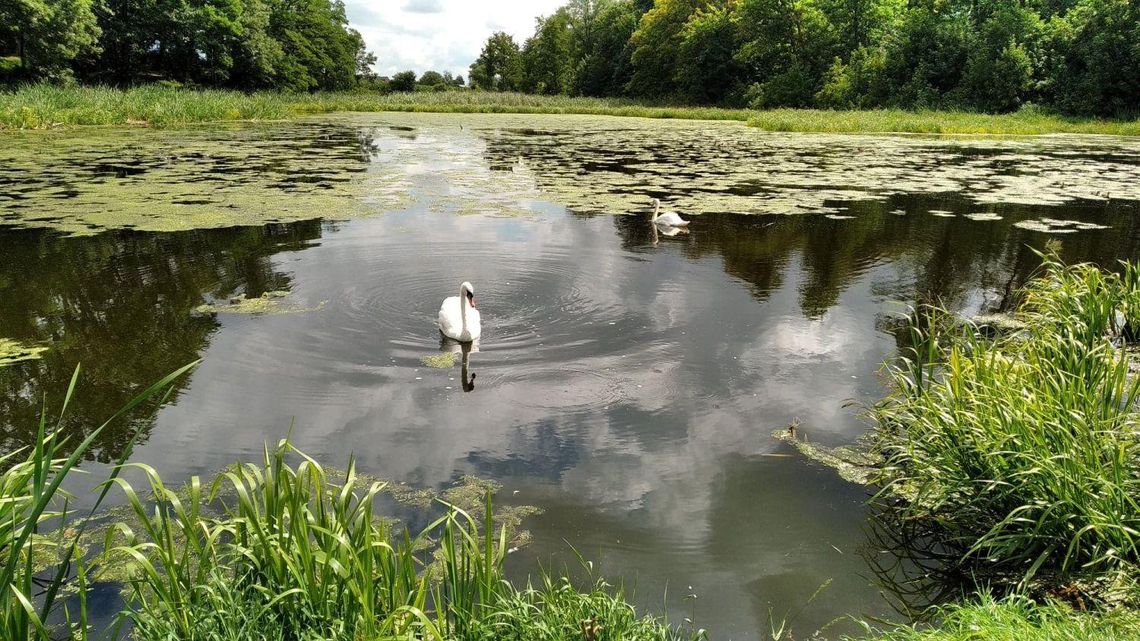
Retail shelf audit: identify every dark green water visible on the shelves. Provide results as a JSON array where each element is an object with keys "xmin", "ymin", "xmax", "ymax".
[{"xmin": 3, "ymin": 114, "xmax": 1140, "ymax": 638}]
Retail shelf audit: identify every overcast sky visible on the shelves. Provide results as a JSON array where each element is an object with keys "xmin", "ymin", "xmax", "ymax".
[{"xmin": 346, "ymin": 0, "xmax": 566, "ymax": 78}]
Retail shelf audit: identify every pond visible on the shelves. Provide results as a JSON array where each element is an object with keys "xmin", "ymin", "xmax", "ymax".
[{"xmin": 3, "ymin": 113, "xmax": 1140, "ymax": 639}]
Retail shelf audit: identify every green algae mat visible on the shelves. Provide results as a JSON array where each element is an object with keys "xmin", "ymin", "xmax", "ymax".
[{"xmin": 3, "ymin": 113, "xmax": 1140, "ymax": 236}]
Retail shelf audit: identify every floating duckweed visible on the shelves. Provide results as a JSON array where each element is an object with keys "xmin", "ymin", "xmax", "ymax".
[
  {"xmin": 1013, "ymin": 218, "xmax": 1110, "ymax": 233},
  {"xmin": 966, "ymin": 212, "xmax": 1003, "ymax": 221},
  {"xmin": 824, "ymin": 214, "xmax": 855, "ymax": 220},
  {"xmin": 6, "ymin": 112, "xmax": 1140, "ymax": 235},
  {"xmin": 0, "ymin": 338, "xmax": 48, "ymax": 366},
  {"xmin": 420, "ymin": 352, "xmax": 456, "ymax": 368},
  {"xmin": 772, "ymin": 427, "xmax": 878, "ymax": 485},
  {"xmin": 193, "ymin": 291, "xmax": 325, "ymax": 315},
  {"xmin": 970, "ymin": 313, "xmax": 1029, "ymax": 336}
]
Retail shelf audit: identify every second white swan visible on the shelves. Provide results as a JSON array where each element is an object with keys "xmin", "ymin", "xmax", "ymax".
[
  {"xmin": 651, "ymin": 199, "xmax": 689, "ymax": 227},
  {"xmin": 438, "ymin": 281, "xmax": 481, "ymax": 342}
]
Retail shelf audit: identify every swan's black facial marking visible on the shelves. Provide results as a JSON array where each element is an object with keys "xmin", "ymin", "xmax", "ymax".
[{"xmin": 466, "ymin": 291, "xmax": 476, "ymax": 308}]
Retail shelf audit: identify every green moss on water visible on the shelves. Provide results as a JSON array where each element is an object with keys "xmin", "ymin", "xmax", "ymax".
[
  {"xmin": 5, "ymin": 111, "xmax": 1137, "ymax": 236},
  {"xmin": 420, "ymin": 352, "xmax": 456, "ymax": 368},
  {"xmin": 772, "ymin": 427, "xmax": 878, "ymax": 485},
  {"xmin": 194, "ymin": 291, "xmax": 325, "ymax": 315},
  {"xmin": 0, "ymin": 338, "xmax": 48, "ymax": 366}
]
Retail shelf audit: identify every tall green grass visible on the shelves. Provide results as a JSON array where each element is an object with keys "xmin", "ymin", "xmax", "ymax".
[
  {"xmin": 872, "ymin": 252, "xmax": 1140, "ymax": 585},
  {"xmin": 4, "ymin": 84, "xmax": 1139, "ymax": 134},
  {"xmin": 0, "ymin": 365, "xmax": 697, "ymax": 641},
  {"xmin": 0, "ymin": 362, "xmax": 197, "ymax": 641},
  {"xmin": 852, "ymin": 594, "xmax": 1140, "ymax": 641},
  {"xmin": 747, "ymin": 108, "xmax": 1140, "ymax": 136}
]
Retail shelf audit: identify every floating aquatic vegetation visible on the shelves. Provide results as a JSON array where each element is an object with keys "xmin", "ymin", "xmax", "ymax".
[
  {"xmin": 966, "ymin": 212, "xmax": 1003, "ymax": 221},
  {"xmin": 193, "ymin": 290, "xmax": 325, "ymax": 315},
  {"xmin": 420, "ymin": 352, "xmax": 456, "ymax": 368},
  {"xmin": 772, "ymin": 427, "xmax": 878, "ymax": 485},
  {"xmin": 0, "ymin": 338, "xmax": 48, "ymax": 366},
  {"xmin": 928, "ymin": 209, "xmax": 954, "ymax": 215},
  {"xmin": 825, "ymin": 214, "xmax": 855, "ymax": 220},
  {"xmin": 932, "ymin": 212, "xmax": 957, "ymax": 218},
  {"xmin": 5, "ymin": 112, "xmax": 1140, "ymax": 235},
  {"xmin": 0, "ymin": 122, "xmax": 413, "ymax": 235},
  {"xmin": 1013, "ymin": 218, "xmax": 1110, "ymax": 234}
]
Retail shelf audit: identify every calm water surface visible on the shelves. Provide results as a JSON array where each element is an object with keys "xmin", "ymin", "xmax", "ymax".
[{"xmin": 3, "ymin": 114, "xmax": 1140, "ymax": 639}]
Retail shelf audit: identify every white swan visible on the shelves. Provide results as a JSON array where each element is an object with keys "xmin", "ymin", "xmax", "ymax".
[
  {"xmin": 438, "ymin": 281, "xmax": 481, "ymax": 342},
  {"xmin": 651, "ymin": 199, "xmax": 689, "ymax": 227}
]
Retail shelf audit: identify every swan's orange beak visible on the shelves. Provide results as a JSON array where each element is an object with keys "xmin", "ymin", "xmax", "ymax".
[{"xmin": 467, "ymin": 292, "xmax": 476, "ymax": 308}]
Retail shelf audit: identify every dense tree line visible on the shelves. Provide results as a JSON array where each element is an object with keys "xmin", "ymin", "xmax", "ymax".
[
  {"xmin": 470, "ymin": 0, "xmax": 1140, "ymax": 116},
  {"xmin": 0, "ymin": 0, "xmax": 376, "ymax": 91}
]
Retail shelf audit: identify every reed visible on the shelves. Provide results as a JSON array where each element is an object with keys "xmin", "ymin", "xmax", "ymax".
[
  {"xmin": 4, "ymin": 84, "xmax": 1140, "ymax": 135},
  {"xmin": 852, "ymin": 594, "xmax": 1140, "ymax": 641},
  {"xmin": 871, "ymin": 251, "xmax": 1140, "ymax": 585},
  {"xmin": 0, "ymin": 362, "xmax": 197, "ymax": 641}
]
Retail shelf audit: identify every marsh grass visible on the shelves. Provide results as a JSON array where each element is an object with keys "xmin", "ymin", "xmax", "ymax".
[
  {"xmin": 1, "ymin": 365, "xmax": 695, "ymax": 641},
  {"xmin": 871, "ymin": 252, "xmax": 1140, "ymax": 586},
  {"xmin": 853, "ymin": 594, "xmax": 1140, "ymax": 641},
  {"xmin": 4, "ymin": 84, "xmax": 1139, "ymax": 135},
  {"xmin": 0, "ymin": 362, "xmax": 197, "ymax": 640},
  {"xmin": 747, "ymin": 108, "xmax": 1140, "ymax": 136}
]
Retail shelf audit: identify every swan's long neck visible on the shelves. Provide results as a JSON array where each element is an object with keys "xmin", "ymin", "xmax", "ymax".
[
  {"xmin": 652, "ymin": 201, "xmax": 660, "ymax": 222},
  {"xmin": 459, "ymin": 288, "xmax": 468, "ymax": 331}
]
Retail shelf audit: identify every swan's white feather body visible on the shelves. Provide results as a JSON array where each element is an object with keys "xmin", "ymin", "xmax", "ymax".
[
  {"xmin": 654, "ymin": 211, "xmax": 689, "ymax": 227},
  {"xmin": 651, "ymin": 199, "xmax": 689, "ymax": 227},
  {"xmin": 438, "ymin": 282, "xmax": 481, "ymax": 342}
]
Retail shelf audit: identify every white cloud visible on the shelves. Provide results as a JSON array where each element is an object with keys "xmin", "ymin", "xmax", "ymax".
[{"xmin": 345, "ymin": 0, "xmax": 565, "ymax": 77}]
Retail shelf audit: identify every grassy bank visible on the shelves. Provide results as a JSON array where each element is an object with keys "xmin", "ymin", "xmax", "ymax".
[
  {"xmin": 748, "ymin": 108, "xmax": 1140, "ymax": 136},
  {"xmin": 3, "ymin": 84, "xmax": 1139, "ymax": 135},
  {"xmin": 856, "ymin": 596, "xmax": 1140, "ymax": 641}
]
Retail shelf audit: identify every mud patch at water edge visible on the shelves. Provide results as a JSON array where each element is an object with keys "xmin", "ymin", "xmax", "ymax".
[
  {"xmin": 772, "ymin": 427, "xmax": 878, "ymax": 485},
  {"xmin": 360, "ymin": 112, "xmax": 1140, "ymax": 220},
  {"xmin": 193, "ymin": 290, "xmax": 326, "ymax": 315},
  {"xmin": 0, "ymin": 122, "xmax": 414, "ymax": 235},
  {"xmin": 0, "ymin": 338, "xmax": 47, "ymax": 366}
]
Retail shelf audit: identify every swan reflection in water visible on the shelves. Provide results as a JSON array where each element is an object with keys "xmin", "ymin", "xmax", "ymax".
[
  {"xmin": 651, "ymin": 221, "xmax": 689, "ymax": 246},
  {"xmin": 438, "ymin": 336, "xmax": 477, "ymax": 392}
]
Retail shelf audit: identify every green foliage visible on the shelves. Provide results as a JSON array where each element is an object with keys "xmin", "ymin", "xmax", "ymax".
[
  {"xmin": 627, "ymin": 0, "xmax": 707, "ymax": 97},
  {"xmin": 0, "ymin": 362, "xmax": 197, "ymax": 641},
  {"xmin": 0, "ymin": 0, "xmax": 101, "ymax": 80},
  {"xmin": 0, "ymin": 368, "xmax": 693, "ymax": 641},
  {"xmin": 574, "ymin": 0, "xmax": 640, "ymax": 96},
  {"xmin": 470, "ymin": 31, "xmax": 523, "ymax": 91},
  {"xmin": 522, "ymin": 9, "xmax": 576, "ymax": 95},
  {"xmin": 419, "ymin": 70, "xmax": 445, "ymax": 86},
  {"xmin": 854, "ymin": 594, "xmax": 1140, "ymax": 641},
  {"xmin": 1043, "ymin": 0, "xmax": 1140, "ymax": 117},
  {"xmin": 675, "ymin": 4, "xmax": 739, "ymax": 104},
  {"xmin": 463, "ymin": 0, "xmax": 1138, "ymax": 116},
  {"xmin": 390, "ymin": 70, "xmax": 418, "ymax": 92},
  {"xmin": 8, "ymin": 0, "xmax": 376, "ymax": 91},
  {"xmin": 870, "ymin": 253, "xmax": 1140, "ymax": 584}
]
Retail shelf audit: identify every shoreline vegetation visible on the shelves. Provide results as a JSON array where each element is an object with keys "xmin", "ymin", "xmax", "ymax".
[
  {"xmin": 3, "ymin": 85, "xmax": 1140, "ymax": 136},
  {"xmin": 6, "ymin": 258, "xmax": 1140, "ymax": 639}
]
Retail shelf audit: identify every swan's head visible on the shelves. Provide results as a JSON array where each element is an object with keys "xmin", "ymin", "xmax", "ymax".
[{"xmin": 461, "ymin": 281, "xmax": 476, "ymax": 308}]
